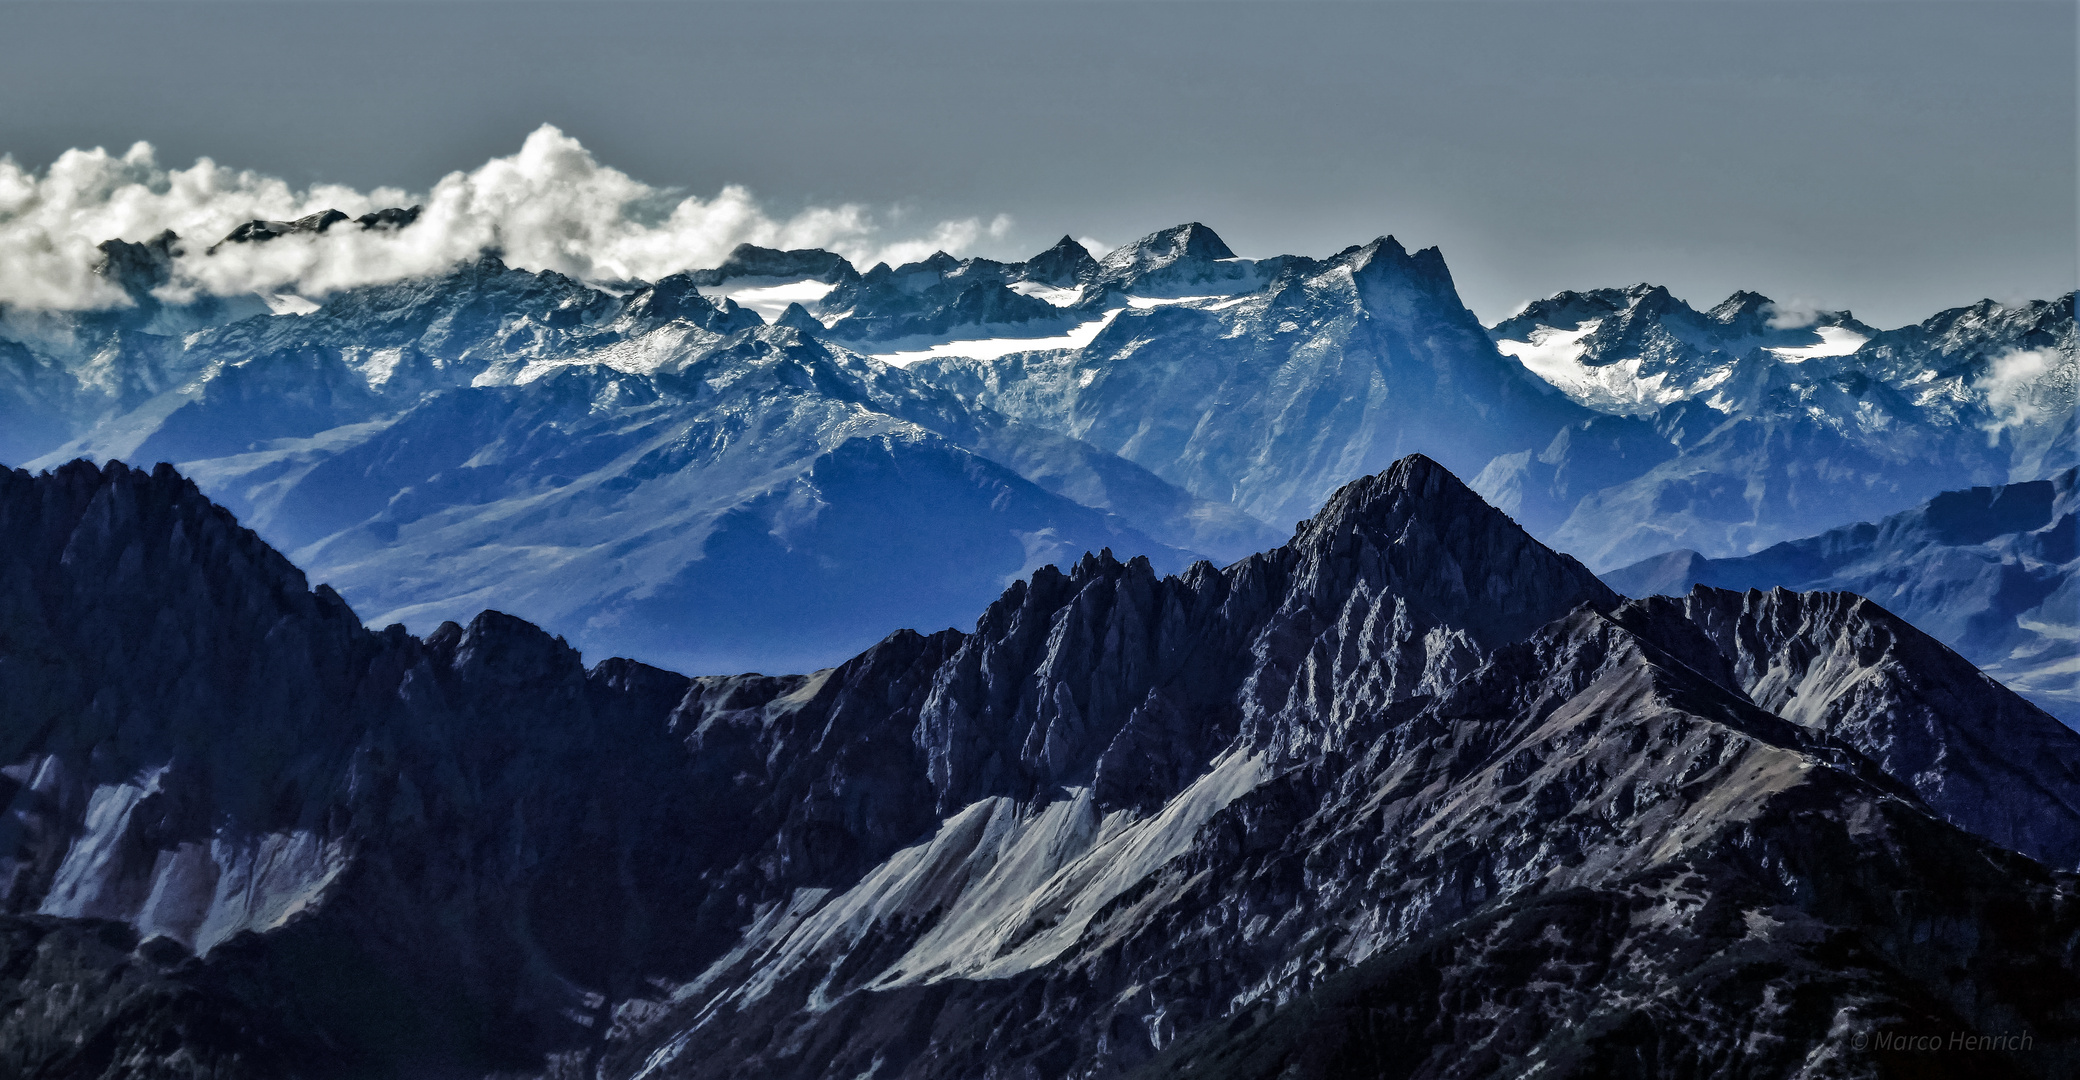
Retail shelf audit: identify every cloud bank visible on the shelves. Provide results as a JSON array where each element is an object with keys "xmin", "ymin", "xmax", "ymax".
[
  {"xmin": 0, "ymin": 125, "xmax": 1012, "ymax": 313},
  {"xmin": 1974, "ymin": 347, "xmax": 2073, "ymax": 443}
]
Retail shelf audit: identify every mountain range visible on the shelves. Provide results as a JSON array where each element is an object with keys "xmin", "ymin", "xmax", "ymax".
[
  {"xmin": 0, "ymin": 216, "xmax": 2069, "ymax": 691},
  {"xmin": 1, "ymin": 455, "xmax": 2075, "ymax": 1079},
  {"xmin": 1605, "ymin": 468, "xmax": 2078, "ymax": 724}
]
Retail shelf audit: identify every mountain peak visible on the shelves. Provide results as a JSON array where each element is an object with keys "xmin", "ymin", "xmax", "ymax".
[
  {"xmin": 1018, "ymin": 234, "xmax": 1099, "ymax": 286},
  {"xmin": 205, "ymin": 206, "xmax": 421, "ymax": 255},
  {"xmin": 1284, "ymin": 454, "xmax": 1619, "ymax": 648},
  {"xmin": 773, "ymin": 301, "xmax": 823, "ymax": 334},
  {"xmin": 688, "ymin": 244, "xmax": 854, "ymax": 287},
  {"xmin": 1706, "ymin": 289, "xmax": 1776, "ymax": 328},
  {"xmin": 94, "ymin": 229, "xmax": 182, "ymax": 296},
  {"xmin": 1098, "ymin": 222, "xmax": 1235, "ymax": 275}
]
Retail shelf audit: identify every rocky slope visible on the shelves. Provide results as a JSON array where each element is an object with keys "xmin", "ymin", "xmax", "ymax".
[
  {"xmin": 1605, "ymin": 469, "xmax": 2079, "ymax": 724},
  {"xmin": 2, "ymin": 456, "xmax": 2075, "ymax": 1079}
]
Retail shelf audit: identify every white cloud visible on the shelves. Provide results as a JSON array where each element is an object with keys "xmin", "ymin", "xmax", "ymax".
[
  {"xmin": 1974, "ymin": 347, "xmax": 2073, "ymax": 443},
  {"xmin": 1762, "ymin": 298, "xmax": 1826, "ymax": 330},
  {"xmin": 0, "ymin": 125, "xmax": 1010, "ymax": 312}
]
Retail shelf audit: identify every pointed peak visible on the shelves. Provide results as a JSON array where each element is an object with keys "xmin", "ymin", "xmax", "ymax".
[
  {"xmin": 1286, "ymin": 454, "xmax": 1620, "ymax": 647},
  {"xmin": 1706, "ymin": 290, "xmax": 1775, "ymax": 325},
  {"xmin": 1102, "ymin": 222, "xmax": 1235, "ymax": 270},
  {"xmin": 773, "ymin": 302, "xmax": 823, "ymax": 334},
  {"xmin": 1019, "ymin": 233, "xmax": 1101, "ymax": 286}
]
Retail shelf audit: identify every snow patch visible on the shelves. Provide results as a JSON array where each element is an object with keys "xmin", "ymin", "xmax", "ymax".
[
  {"xmin": 1125, "ymin": 294, "xmax": 1221, "ymax": 309},
  {"xmin": 700, "ymin": 278, "xmax": 836, "ymax": 323},
  {"xmin": 1766, "ymin": 325, "xmax": 1868, "ymax": 362},
  {"xmin": 872, "ymin": 310, "xmax": 1123, "ymax": 367},
  {"xmin": 1008, "ymin": 281, "xmax": 1084, "ymax": 307},
  {"xmin": 262, "ymin": 292, "xmax": 321, "ymax": 316}
]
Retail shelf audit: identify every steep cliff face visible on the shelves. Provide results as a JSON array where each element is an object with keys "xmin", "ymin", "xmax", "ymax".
[
  {"xmin": 1, "ymin": 456, "xmax": 2076, "ymax": 1080},
  {"xmin": 1604, "ymin": 469, "xmax": 2080, "ymax": 724},
  {"xmin": 615, "ymin": 603, "xmax": 2080, "ymax": 1080},
  {"xmin": 0, "ymin": 460, "xmax": 722, "ymax": 1074},
  {"xmin": 602, "ymin": 459, "xmax": 2080, "ymax": 1080},
  {"xmin": 1611, "ymin": 586, "xmax": 2080, "ymax": 867}
]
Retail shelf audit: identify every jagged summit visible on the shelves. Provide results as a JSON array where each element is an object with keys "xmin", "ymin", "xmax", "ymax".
[
  {"xmin": 1020, "ymin": 233, "xmax": 1099, "ymax": 286},
  {"xmin": 1093, "ymin": 221, "xmax": 1235, "ymax": 285},
  {"xmin": 688, "ymin": 243, "xmax": 855, "ymax": 286},
  {"xmin": 92, "ymin": 229, "xmax": 182, "ymax": 295},
  {"xmin": 205, "ymin": 205, "xmax": 423, "ymax": 254}
]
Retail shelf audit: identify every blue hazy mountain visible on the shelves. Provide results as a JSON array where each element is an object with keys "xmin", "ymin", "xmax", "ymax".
[
  {"xmin": 0, "ymin": 218, "xmax": 2069, "ymax": 683},
  {"xmin": 1605, "ymin": 468, "xmax": 2079, "ymax": 724},
  {"xmin": 1, "ymin": 249, "xmax": 1274, "ymax": 674},
  {"xmin": 1476, "ymin": 283, "xmax": 2076, "ymax": 569}
]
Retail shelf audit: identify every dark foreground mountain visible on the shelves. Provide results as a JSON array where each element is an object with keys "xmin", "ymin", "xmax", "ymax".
[
  {"xmin": 1606, "ymin": 468, "xmax": 2078, "ymax": 725},
  {"xmin": 2, "ymin": 457, "xmax": 2078, "ymax": 1079}
]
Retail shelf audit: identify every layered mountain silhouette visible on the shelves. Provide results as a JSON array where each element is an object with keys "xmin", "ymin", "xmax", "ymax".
[
  {"xmin": 0, "ymin": 222, "xmax": 2070, "ymax": 694},
  {"xmin": 1, "ymin": 456, "xmax": 2075, "ymax": 1079},
  {"xmin": 1477, "ymin": 284, "xmax": 2076, "ymax": 568},
  {"xmin": 1606, "ymin": 468, "xmax": 2079, "ymax": 724}
]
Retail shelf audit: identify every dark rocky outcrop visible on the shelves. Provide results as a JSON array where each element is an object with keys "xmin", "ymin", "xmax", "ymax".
[
  {"xmin": 2, "ymin": 455, "xmax": 2077, "ymax": 1080},
  {"xmin": 205, "ymin": 205, "xmax": 422, "ymax": 254},
  {"xmin": 686, "ymin": 243, "xmax": 856, "ymax": 287}
]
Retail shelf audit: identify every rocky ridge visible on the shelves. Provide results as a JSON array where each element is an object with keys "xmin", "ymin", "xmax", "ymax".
[
  {"xmin": 2, "ymin": 456, "xmax": 2076, "ymax": 1078},
  {"xmin": 1605, "ymin": 468, "xmax": 2080, "ymax": 724}
]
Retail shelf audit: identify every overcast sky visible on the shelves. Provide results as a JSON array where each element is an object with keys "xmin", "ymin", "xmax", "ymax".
[{"xmin": 1, "ymin": 0, "xmax": 2072, "ymax": 326}]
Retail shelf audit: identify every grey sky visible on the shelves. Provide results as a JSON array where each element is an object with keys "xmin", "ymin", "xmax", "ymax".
[{"xmin": 1, "ymin": 0, "xmax": 2072, "ymax": 327}]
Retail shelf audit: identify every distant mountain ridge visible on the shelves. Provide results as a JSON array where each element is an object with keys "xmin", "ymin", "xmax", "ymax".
[
  {"xmin": 0, "ymin": 219, "xmax": 2069, "ymax": 680},
  {"xmin": 1606, "ymin": 467, "xmax": 2079, "ymax": 724},
  {"xmin": 1, "ymin": 456, "xmax": 2075, "ymax": 1078}
]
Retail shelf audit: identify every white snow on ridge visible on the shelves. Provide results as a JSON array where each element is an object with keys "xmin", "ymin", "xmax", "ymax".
[
  {"xmin": 700, "ymin": 278, "xmax": 836, "ymax": 322},
  {"xmin": 872, "ymin": 311, "xmax": 1122, "ymax": 367},
  {"xmin": 1766, "ymin": 325, "xmax": 1869, "ymax": 362},
  {"xmin": 1125, "ymin": 294, "xmax": 1222, "ymax": 309},
  {"xmin": 1496, "ymin": 319, "xmax": 1690, "ymax": 415},
  {"xmin": 263, "ymin": 292, "xmax": 321, "ymax": 316},
  {"xmin": 1008, "ymin": 281, "xmax": 1084, "ymax": 307}
]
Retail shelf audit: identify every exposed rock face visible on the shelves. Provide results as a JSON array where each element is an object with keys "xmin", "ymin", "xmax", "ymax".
[
  {"xmin": 1606, "ymin": 469, "xmax": 2079, "ymax": 723},
  {"xmin": 686, "ymin": 243, "xmax": 857, "ymax": 287},
  {"xmin": 590, "ymin": 459, "xmax": 2080, "ymax": 1080},
  {"xmin": 0, "ymin": 460, "xmax": 717, "ymax": 1074},
  {"xmin": 3, "ymin": 438, "xmax": 2078, "ymax": 1079},
  {"xmin": 205, "ymin": 205, "xmax": 422, "ymax": 253}
]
